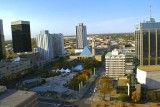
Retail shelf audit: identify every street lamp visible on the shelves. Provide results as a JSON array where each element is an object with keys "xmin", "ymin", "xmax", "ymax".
[{"xmin": 91, "ymin": 87, "xmax": 97, "ymax": 107}]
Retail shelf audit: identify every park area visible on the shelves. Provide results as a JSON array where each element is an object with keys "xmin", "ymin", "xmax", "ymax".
[{"xmin": 91, "ymin": 101, "xmax": 160, "ymax": 107}]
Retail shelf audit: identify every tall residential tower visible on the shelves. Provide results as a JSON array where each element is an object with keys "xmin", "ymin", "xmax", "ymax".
[
  {"xmin": 135, "ymin": 18, "xmax": 160, "ymax": 65},
  {"xmin": 11, "ymin": 20, "xmax": 32, "ymax": 53},
  {"xmin": 0, "ymin": 19, "xmax": 6, "ymax": 60},
  {"xmin": 76, "ymin": 23, "xmax": 88, "ymax": 49}
]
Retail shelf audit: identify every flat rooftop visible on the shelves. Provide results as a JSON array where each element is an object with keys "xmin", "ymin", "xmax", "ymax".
[
  {"xmin": 11, "ymin": 20, "xmax": 30, "ymax": 25},
  {"xmin": 0, "ymin": 90, "xmax": 36, "ymax": 107},
  {"xmin": 118, "ymin": 78, "xmax": 129, "ymax": 86},
  {"xmin": 138, "ymin": 65, "xmax": 160, "ymax": 72}
]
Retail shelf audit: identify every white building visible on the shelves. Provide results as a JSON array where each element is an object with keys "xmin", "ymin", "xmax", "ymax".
[
  {"xmin": 76, "ymin": 23, "xmax": 88, "ymax": 49},
  {"xmin": 36, "ymin": 30, "xmax": 64, "ymax": 61},
  {"xmin": 0, "ymin": 58, "xmax": 32, "ymax": 79},
  {"xmin": 136, "ymin": 65, "xmax": 160, "ymax": 89},
  {"xmin": 105, "ymin": 49, "xmax": 125, "ymax": 79}
]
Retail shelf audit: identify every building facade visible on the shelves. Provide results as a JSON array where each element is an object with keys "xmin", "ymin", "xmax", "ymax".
[
  {"xmin": 76, "ymin": 23, "xmax": 88, "ymax": 49},
  {"xmin": 0, "ymin": 19, "xmax": 6, "ymax": 60},
  {"xmin": 0, "ymin": 58, "xmax": 32, "ymax": 79},
  {"xmin": 136, "ymin": 65, "xmax": 160, "ymax": 89},
  {"xmin": 105, "ymin": 49, "xmax": 125, "ymax": 79},
  {"xmin": 135, "ymin": 18, "xmax": 160, "ymax": 65},
  {"xmin": 36, "ymin": 30, "xmax": 64, "ymax": 61},
  {"xmin": 53, "ymin": 33, "xmax": 64, "ymax": 57},
  {"xmin": 18, "ymin": 51, "xmax": 40, "ymax": 66},
  {"xmin": 11, "ymin": 20, "xmax": 32, "ymax": 53}
]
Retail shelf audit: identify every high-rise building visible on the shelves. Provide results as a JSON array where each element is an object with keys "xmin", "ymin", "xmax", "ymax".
[
  {"xmin": 105, "ymin": 49, "xmax": 125, "ymax": 79},
  {"xmin": 76, "ymin": 23, "xmax": 87, "ymax": 49},
  {"xmin": 135, "ymin": 18, "xmax": 160, "ymax": 65},
  {"xmin": 0, "ymin": 19, "xmax": 6, "ymax": 60},
  {"xmin": 11, "ymin": 20, "xmax": 32, "ymax": 53},
  {"xmin": 36, "ymin": 30, "xmax": 64, "ymax": 61}
]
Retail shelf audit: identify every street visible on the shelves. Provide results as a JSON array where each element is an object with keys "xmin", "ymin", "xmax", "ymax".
[{"xmin": 72, "ymin": 62, "xmax": 105, "ymax": 107}]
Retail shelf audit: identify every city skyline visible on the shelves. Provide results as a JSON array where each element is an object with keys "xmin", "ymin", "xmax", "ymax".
[{"xmin": 0, "ymin": 0, "xmax": 160, "ymax": 40}]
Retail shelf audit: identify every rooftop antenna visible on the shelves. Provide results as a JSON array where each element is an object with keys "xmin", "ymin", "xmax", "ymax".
[{"xmin": 150, "ymin": 5, "xmax": 152, "ymax": 19}]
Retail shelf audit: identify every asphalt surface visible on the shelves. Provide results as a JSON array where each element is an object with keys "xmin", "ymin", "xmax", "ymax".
[{"xmin": 72, "ymin": 63, "xmax": 105, "ymax": 107}]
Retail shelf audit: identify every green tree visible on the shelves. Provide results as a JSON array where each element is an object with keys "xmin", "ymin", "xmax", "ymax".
[
  {"xmin": 118, "ymin": 94, "xmax": 130, "ymax": 102},
  {"xmin": 146, "ymin": 91, "xmax": 158, "ymax": 101}
]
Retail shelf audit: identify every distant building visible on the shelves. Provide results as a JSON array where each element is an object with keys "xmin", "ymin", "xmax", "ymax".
[
  {"xmin": 137, "ymin": 65, "xmax": 160, "ymax": 90},
  {"xmin": 53, "ymin": 33, "xmax": 64, "ymax": 57},
  {"xmin": 76, "ymin": 23, "xmax": 88, "ymax": 49},
  {"xmin": 0, "ymin": 19, "xmax": 6, "ymax": 60},
  {"xmin": 135, "ymin": 18, "xmax": 160, "ymax": 65},
  {"xmin": 0, "ymin": 58, "xmax": 32, "ymax": 79},
  {"xmin": 11, "ymin": 20, "xmax": 32, "ymax": 53},
  {"xmin": 70, "ymin": 40, "xmax": 104, "ymax": 62},
  {"xmin": 105, "ymin": 49, "xmax": 125, "ymax": 79},
  {"xmin": 0, "ymin": 86, "xmax": 38, "ymax": 107},
  {"xmin": 36, "ymin": 30, "xmax": 64, "ymax": 61}
]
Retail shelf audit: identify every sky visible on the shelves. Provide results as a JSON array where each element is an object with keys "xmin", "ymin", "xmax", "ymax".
[{"xmin": 0, "ymin": 0, "xmax": 160, "ymax": 40}]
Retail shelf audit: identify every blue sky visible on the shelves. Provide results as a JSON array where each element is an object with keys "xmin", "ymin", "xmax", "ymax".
[{"xmin": 0, "ymin": 0, "xmax": 160, "ymax": 40}]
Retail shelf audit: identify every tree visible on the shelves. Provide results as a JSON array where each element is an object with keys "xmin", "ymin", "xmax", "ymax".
[
  {"xmin": 146, "ymin": 91, "xmax": 158, "ymax": 101},
  {"xmin": 131, "ymin": 91, "xmax": 141, "ymax": 102},
  {"xmin": 118, "ymin": 94, "xmax": 130, "ymax": 102},
  {"xmin": 96, "ymin": 77, "xmax": 113, "ymax": 100}
]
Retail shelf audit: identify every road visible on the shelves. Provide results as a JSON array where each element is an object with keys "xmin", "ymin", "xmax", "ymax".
[{"xmin": 72, "ymin": 62, "xmax": 105, "ymax": 107}]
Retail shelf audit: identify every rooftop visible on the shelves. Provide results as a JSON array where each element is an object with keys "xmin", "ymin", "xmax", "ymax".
[
  {"xmin": 0, "ymin": 90, "xmax": 36, "ymax": 107},
  {"xmin": 118, "ymin": 78, "xmax": 129, "ymax": 86},
  {"xmin": 80, "ymin": 46, "xmax": 92, "ymax": 56},
  {"xmin": 11, "ymin": 20, "xmax": 30, "ymax": 25},
  {"xmin": 138, "ymin": 65, "xmax": 160, "ymax": 72}
]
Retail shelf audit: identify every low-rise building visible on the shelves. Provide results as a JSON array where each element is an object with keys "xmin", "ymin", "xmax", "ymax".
[
  {"xmin": 23, "ymin": 78, "xmax": 42, "ymax": 88},
  {"xmin": 137, "ymin": 65, "xmax": 160, "ymax": 89},
  {"xmin": 0, "ymin": 86, "xmax": 38, "ymax": 107},
  {"xmin": 18, "ymin": 51, "xmax": 40, "ymax": 66},
  {"xmin": 0, "ymin": 58, "xmax": 32, "ymax": 79}
]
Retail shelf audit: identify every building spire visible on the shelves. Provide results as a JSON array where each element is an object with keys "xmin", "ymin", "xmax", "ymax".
[
  {"xmin": 92, "ymin": 37, "xmax": 95, "ymax": 56},
  {"xmin": 150, "ymin": 5, "xmax": 152, "ymax": 19}
]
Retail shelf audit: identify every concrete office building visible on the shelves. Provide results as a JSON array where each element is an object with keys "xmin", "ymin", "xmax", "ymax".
[
  {"xmin": 11, "ymin": 20, "xmax": 32, "ymax": 53},
  {"xmin": 0, "ymin": 86, "xmax": 38, "ymax": 107},
  {"xmin": 0, "ymin": 58, "xmax": 32, "ymax": 79},
  {"xmin": 135, "ymin": 18, "xmax": 160, "ymax": 65},
  {"xmin": 36, "ymin": 30, "xmax": 64, "ymax": 61},
  {"xmin": 76, "ymin": 23, "xmax": 88, "ymax": 49},
  {"xmin": 105, "ymin": 49, "xmax": 125, "ymax": 79},
  {"xmin": 53, "ymin": 33, "xmax": 64, "ymax": 57},
  {"xmin": 0, "ymin": 19, "xmax": 6, "ymax": 60}
]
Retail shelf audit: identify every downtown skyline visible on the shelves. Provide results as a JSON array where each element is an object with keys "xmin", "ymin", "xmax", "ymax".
[{"xmin": 0, "ymin": 0, "xmax": 160, "ymax": 40}]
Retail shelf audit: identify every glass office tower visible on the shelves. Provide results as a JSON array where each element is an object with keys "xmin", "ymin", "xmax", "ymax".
[
  {"xmin": 0, "ymin": 19, "xmax": 6, "ymax": 60},
  {"xmin": 135, "ymin": 18, "xmax": 160, "ymax": 65},
  {"xmin": 11, "ymin": 21, "xmax": 32, "ymax": 53}
]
